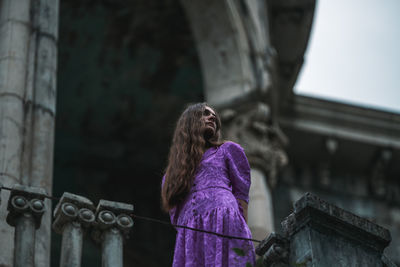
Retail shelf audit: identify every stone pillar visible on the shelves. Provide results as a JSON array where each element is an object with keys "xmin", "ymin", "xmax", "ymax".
[
  {"xmin": 181, "ymin": 0, "xmax": 288, "ymax": 242},
  {"xmin": 53, "ymin": 193, "xmax": 96, "ymax": 267},
  {"xmin": 0, "ymin": 0, "xmax": 59, "ymax": 266},
  {"xmin": 92, "ymin": 200, "xmax": 134, "ymax": 267},
  {"xmin": 256, "ymin": 193, "xmax": 396, "ymax": 267},
  {"xmin": 6, "ymin": 185, "xmax": 47, "ymax": 267},
  {"xmin": 181, "ymin": 0, "xmax": 287, "ymax": 243},
  {"xmin": 249, "ymin": 168, "xmax": 275, "ymax": 240},
  {"xmin": 221, "ymin": 102, "xmax": 288, "ymax": 242}
]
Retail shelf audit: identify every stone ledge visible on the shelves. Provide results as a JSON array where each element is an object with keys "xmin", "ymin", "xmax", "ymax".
[{"xmin": 282, "ymin": 192, "xmax": 391, "ymax": 253}]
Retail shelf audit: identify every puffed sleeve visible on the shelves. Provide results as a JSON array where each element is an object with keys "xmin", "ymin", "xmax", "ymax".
[{"xmin": 224, "ymin": 141, "xmax": 251, "ymax": 203}]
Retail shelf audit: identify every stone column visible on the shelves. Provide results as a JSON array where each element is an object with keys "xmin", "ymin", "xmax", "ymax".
[
  {"xmin": 92, "ymin": 200, "xmax": 134, "ymax": 267},
  {"xmin": 221, "ymin": 102, "xmax": 288, "ymax": 242},
  {"xmin": 53, "ymin": 193, "xmax": 96, "ymax": 267},
  {"xmin": 0, "ymin": 0, "xmax": 59, "ymax": 266},
  {"xmin": 181, "ymin": 0, "xmax": 286, "ymax": 243},
  {"xmin": 6, "ymin": 185, "xmax": 47, "ymax": 267}
]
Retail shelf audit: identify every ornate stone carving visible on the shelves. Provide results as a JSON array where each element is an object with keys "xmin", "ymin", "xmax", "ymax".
[
  {"xmin": 53, "ymin": 192, "xmax": 95, "ymax": 233},
  {"xmin": 220, "ymin": 102, "xmax": 288, "ymax": 187},
  {"xmin": 91, "ymin": 200, "xmax": 134, "ymax": 267},
  {"xmin": 6, "ymin": 185, "xmax": 47, "ymax": 267},
  {"xmin": 6, "ymin": 185, "xmax": 46, "ymax": 229},
  {"xmin": 53, "ymin": 192, "xmax": 96, "ymax": 267}
]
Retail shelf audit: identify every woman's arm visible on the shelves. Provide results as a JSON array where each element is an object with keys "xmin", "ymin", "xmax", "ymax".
[{"xmin": 238, "ymin": 199, "xmax": 248, "ymax": 222}]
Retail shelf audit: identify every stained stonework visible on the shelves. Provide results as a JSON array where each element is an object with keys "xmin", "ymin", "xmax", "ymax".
[
  {"xmin": 181, "ymin": 0, "xmax": 273, "ymax": 107},
  {"xmin": 0, "ymin": 0, "xmax": 59, "ymax": 266},
  {"xmin": 221, "ymin": 102, "xmax": 288, "ymax": 187},
  {"xmin": 256, "ymin": 193, "xmax": 396, "ymax": 267}
]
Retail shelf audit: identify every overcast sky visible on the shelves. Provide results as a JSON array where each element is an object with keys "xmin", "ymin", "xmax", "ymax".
[{"xmin": 295, "ymin": 0, "xmax": 400, "ymax": 113}]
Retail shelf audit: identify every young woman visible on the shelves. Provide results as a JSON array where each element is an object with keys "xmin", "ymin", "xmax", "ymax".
[{"xmin": 161, "ymin": 103, "xmax": 255, "ymax": 266}]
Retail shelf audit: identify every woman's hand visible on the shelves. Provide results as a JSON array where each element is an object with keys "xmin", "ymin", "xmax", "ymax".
[{"xmin": 238, "ymin": 199, "xmax": 248, "ymax": 222}]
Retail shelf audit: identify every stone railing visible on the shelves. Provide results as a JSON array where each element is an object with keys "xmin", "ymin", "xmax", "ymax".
[
  {"xmin": 256, "ymin": 192, "xmax": 398, "ymax": 267},
  {"xmin": 2, "ymin": 185, "xmax": 398, "ymax": 267},
  {"xmin": 3, "ymin": 184, "xmax": 133, "ymax": 267}
]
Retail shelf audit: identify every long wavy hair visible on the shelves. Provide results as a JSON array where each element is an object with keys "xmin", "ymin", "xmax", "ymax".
[{"xmin": 161, "ymin": 103, "xmax": 222, "ymax": 211}]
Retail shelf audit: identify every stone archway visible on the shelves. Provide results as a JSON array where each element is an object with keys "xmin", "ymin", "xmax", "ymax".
[{"xmin": 180, "ymin": 0, "xmax": 273, "ymax": 107}]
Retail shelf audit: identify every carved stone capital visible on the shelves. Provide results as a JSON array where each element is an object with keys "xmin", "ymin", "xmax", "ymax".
[
  {"xmin": 220, "ymin": 102, "xmax": 288, "ymax": 187},
  {"xmin": 92, "ymin": 200, "xmax": 134, "ymax": 242},
  {"xmin": 53, "ymin": 192, "xmax": 96, "ymax": 234},
  {"xmin": 6, "ymin": 184, "xmax": 47, "ymax": 229}
]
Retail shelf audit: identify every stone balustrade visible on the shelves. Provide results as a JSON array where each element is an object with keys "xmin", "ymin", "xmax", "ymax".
[{"xmin": 256, "ymin": 193, "xmax": 397, "ymax": 267}]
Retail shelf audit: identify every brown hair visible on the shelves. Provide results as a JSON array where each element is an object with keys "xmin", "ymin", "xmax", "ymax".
[{"xmin": 161, "ymin": 103, "xmax": 222, "ymax": 211}]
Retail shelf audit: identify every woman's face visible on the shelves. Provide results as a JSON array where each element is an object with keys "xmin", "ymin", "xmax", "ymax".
[{"xmin": 202, "ymin": 106, "xmax": 217, "ymax": 139}]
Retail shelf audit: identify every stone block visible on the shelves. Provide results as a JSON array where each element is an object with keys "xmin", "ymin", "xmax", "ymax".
[
  {"xmin": 28, "ymin": 35, "xmax": 57, "ymax": 113},
  {"xmin": 258, "ymin": 193, "xmax": 398, "ymax": 266},
  {"xmin": 0, "ymin": 57, "xmax": 28, "ymax": 96},
  {"xmin": 0, "ymin": 21, "xmax": 30, "ymax": 61},
  {"xmin": 0, "ymin": 0, "xmax": 30, "ymax": 25},
  {"xmin": 29, "ymin": 110, "xmax": 55, "ymax": 186},
  {"xmin": 33, "ymin": 0, "xmax": 59, "ymax": 38},
  {"xmin": 281, "ymin": 193, "xmax": 393, "ymax": 266},
  {"xmin": 0, "ymin": 95, "xmax": 24, "ymax": 179}
]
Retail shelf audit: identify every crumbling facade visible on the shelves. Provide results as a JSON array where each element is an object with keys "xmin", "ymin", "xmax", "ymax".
[{"xmin": 0, "ymin": 0, "xmax": 399, "ymax": 266}]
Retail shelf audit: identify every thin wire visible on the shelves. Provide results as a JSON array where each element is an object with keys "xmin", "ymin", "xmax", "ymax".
[
  {"xmin": 131, "ymin": 214, "xmax": 261, "ymax": 243},
  {"xmin": 0, "ymin": 185, "xmax": 261, "ymax": 243}
]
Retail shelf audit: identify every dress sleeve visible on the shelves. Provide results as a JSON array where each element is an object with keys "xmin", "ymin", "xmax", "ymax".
[{"xmin": 224, "ymin": 142, "xmax": 251, "ymax": 203}]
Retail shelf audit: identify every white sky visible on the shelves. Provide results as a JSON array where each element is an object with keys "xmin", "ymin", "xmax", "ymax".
[{"xmin": 294, "ymin": 0, "xmax": 400, "ymax": 113}]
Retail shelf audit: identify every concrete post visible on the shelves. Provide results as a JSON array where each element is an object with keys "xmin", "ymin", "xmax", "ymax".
[
  {"xmin": 248, "ymin": 168, "xmax": 275, "ymax": 241},
  {"xmin": 220, "ymin": 103, "xmax": 288, "ymax": 242},
  {"xmin": 6, "ymin": 185, "xmax": 46, "ymax": 267},
  {"xmin": 53, "ymin": 193, "xmax": 96, "ymax": 267},
  {"xmin": 0, "ymin": 0, "xmax": 59, "ymax": 266},
  {"xmin": 256, "ymin": 193, "xmax": 397, "ymax": 267},
  {"xmin": 92, "ymin": 200, "xmax": 134, "ymax": 267}
]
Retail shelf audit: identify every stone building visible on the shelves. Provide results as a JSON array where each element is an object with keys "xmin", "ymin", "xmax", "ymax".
[{"xmin": 0, "ymin": 0, "xmax": 398, "ymax": 266}]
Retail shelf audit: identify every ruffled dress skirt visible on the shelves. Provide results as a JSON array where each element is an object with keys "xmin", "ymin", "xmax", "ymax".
[{"xmin": 171, "ymin": 188, "xmax": 255, "ymax": 267}]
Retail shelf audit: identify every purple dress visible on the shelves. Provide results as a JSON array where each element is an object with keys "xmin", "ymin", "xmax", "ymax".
[{"xmin": 167, "ymin": 141, "xmax": 255, "ymax": 266}]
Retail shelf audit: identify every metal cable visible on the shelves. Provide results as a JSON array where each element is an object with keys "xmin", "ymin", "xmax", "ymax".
[
  {"xmin": 0, "ymin": 185, "xmax": 261, "ymax": 243},
  {"xmin": 131, "ymin": 214, "xmax": 261, "ymax": 243}
]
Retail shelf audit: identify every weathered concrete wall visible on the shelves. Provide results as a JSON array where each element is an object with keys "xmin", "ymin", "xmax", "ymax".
[
  {"xmin": 0, "ymin": 0, "xmax": 59, "ymax": 266},
  {"xmin": 257, "ymin": 193, "xmax": 395, "ymax": 266},
  {"xmin": 275, "ymin": 167, "xmax": 400, "ymax": 265}
]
